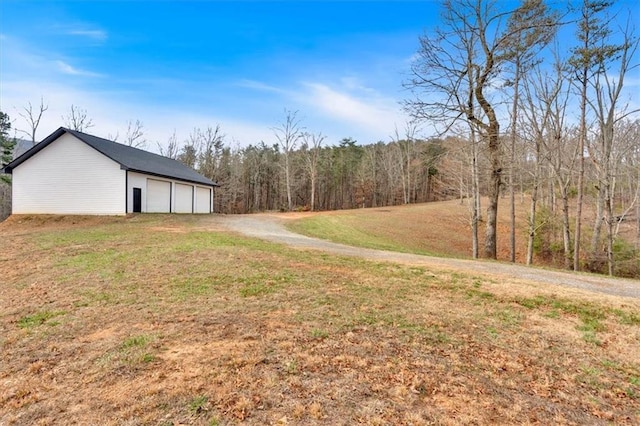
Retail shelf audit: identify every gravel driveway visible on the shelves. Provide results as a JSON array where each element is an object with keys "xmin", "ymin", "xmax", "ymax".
[{"xmin": 219, "ymin": 214, "xmax": 640, "ymax": 300}]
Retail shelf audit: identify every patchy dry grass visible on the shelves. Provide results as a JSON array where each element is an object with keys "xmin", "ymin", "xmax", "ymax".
[
  {"xmin": 288, "ymin": 200, "xmax": 478, "ymax": 258},
  {"xmin": 287, "ymin": 197, "xmax": 635, "ymax": 268},
  {"xmin": 1, "ymin": 214, "xmax": 639, "ymax": 425}
]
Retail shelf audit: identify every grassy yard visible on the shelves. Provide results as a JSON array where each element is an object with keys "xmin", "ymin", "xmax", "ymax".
[
  {"xmin": 286, "ymin": 199, "xmax": 531, "ymax": 260},
  {"xmin": 1, "ymin": 214, "xmax": 639, "ymax": 425}
]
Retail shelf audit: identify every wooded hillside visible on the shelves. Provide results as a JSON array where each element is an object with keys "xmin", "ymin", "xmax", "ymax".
[{"xmin": 2, "ymin": 0, "xmax": 639, "ymax": 277}]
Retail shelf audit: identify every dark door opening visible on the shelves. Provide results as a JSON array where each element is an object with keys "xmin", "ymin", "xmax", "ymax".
[{"xmin": 133, "ymin": 188, "xmax": 142, "ymax": 213}]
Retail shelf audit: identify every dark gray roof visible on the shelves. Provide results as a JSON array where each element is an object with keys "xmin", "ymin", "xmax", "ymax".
[{"xmin": 3, "ymin": 127, "xmax": 217, "ymax": 187}]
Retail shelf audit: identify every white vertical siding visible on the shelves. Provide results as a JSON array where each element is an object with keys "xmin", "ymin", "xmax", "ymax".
[
  {"xmin": 12, "ymin": 133, "xmax": 125, "ymax": 215},
  {"xmin": 174, "ymin": 183, "xmax": 193, "ymax": 213},
  {"xmin": 195, "ymin": 186, "xmax": 212, "ymax": 213}
]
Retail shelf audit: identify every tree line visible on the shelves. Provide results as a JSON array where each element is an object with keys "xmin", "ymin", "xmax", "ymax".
[
  {"xmin": 2, "ymin": 0, "xmax": 639, "ymax": 277},
  {"xmin": 158, "ymin": 115, "xmax": 448, "ymax": 215}
]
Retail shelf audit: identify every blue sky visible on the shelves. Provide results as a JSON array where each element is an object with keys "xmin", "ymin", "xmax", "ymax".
[
  {"xmin": 1, "ymin": 1, "xmax": 638, "ymax": 151},
  {"xmin": 1, "ymin": 1, "xmax": 439, "ymax": 149}
]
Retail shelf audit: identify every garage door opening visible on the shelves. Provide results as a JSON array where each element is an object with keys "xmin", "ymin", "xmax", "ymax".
[
  {"xmin": 195, "ymin": 186, "xmax": 211, "ymax": 214},
  {"xmin": 147, "ymin": 179, "xmax": 171, "ymax": 213}
]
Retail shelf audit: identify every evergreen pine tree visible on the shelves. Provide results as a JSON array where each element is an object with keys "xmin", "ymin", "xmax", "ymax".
[{"xmin": 1, "ymin": 111, "xmax": 16, "ymax": 185}]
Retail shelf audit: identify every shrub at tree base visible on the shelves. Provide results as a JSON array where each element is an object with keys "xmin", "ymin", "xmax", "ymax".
[{"xmin": 585, "ymin": 239, "xmax": 640, "ymax": 278}]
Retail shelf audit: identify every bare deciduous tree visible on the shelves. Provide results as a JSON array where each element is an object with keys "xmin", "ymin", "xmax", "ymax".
[
  {"xmin": 273, "ymin": 110, "xmax": 304, "ymax": 211},
  {"xmin": 124, "ymin": 119, "xmax": 146, "ymax": 148},
  {"xmin": 18, "ymin": 97, "xmax": 48, "ymax": 146},
  {"xmin": 63, "ymin": 105, "xmax": 94, "ymax": 132},
  {"xmin": 177, "ymin": 128, "xmax": 203, "ymax": 169},
  {"xmin": 391, "ymin": 121, "xmax": 420, "ymax": 205},
  {"xmin": 520, "ymin": 49, "xmax": 566, "ymax": 265},
  {"xmin": 587, "ymin": 21, "xmax": 639, "ymax": 275},
  {"xmin": 199, "ymin": 125, "xmax": 225, "ymax": 180},
  {"xmin": 503, "ymin": 0, "xmax": 558, "ymax": 262},
  {"xmin": 301, "ymin": 132, "xmax": 325, "ymax": 211},
  {"xmin": 569, "ymin": 0, "xmax": 622, "ymax": 271},
  {"xmin": 405, "ymin": 0, "xmax": 556, "ymax": 259},
  {"xmin": 158, "ymin": 130, "xmax": 180, "ymax": 159}
]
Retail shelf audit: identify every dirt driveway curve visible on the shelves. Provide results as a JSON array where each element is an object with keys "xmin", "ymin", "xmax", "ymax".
[{"xmin": 218, "ymin": 214, "xmax": 640, "ymax": 300}]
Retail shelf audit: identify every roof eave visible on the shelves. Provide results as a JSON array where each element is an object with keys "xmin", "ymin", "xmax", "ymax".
[{"xmin": 127, "ymin": 168, "xmax": 218, "ymax": 187}]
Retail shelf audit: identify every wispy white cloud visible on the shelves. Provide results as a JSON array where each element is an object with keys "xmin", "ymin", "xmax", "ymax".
[
  {"xmin": 55, "ymin": 60, "xmax": 103, "ymax": 77},
  {"xmin": 339, "ymin": 76, "xmax": 377, "ymax": 95},
  {"xmin": 299, "ymin": 82, "xmax": 408, "ymax": 140},
  {"xmin": 67, "ymin": 29, "xmax": 108, "ymax": 41},
  {"xmin": 231, "ymin": 77, "xmax": 412, "ymax": 143},
  {"xmin": 53, "ymin": 22, "xmax": 108, "ymax": 42},
  {"xmin": 236, "ymin": 79, "xmax": 288, "ymax": 94},
  {"xmin": 1, "ymin": 35, "xmax": 104, "ymax": 79}
]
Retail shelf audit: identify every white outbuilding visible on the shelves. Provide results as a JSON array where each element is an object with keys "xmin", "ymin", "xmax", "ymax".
[{"xmin": 2, "ymin": 127, "xmax": 218, "ymax": 215}]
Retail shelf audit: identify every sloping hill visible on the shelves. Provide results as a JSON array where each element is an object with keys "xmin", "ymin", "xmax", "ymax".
[
  {"xmin": 287, "ymin": 198, "xmax": 532, "ymax": 261},
  {"xmin": 286, "ymin": 198, "xmax": 639, "ymax": 277}
]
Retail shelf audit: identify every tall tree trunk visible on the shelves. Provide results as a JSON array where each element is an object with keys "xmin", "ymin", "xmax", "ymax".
[
  {"xmin": 591, "ymin": 185, "xmax": 605, "ymax": 255},
  {"xmin": 284, "ymin": 154, "xmax": 293, "ymax": 211},
  {"xmin": 310, "ymin": 174, "xmax": 316, "ymax": 211},
  {"xmin": 561, "ymin": 189, "xmax": 573, "ymax": 270},
  {"xmin": 509, "ymin": 62, "xmax": 521, "ymax": 263},
  {"xmin": 574, "ymin": 72, "xmax": 587, "ymax": 271},
  {"xmin": 605, "ymin": 183, "xmax": 615, "ymax": 275},
  {"xmin": 526, "ymin": 178, "xmax": 538, "ymax": 265},
  {"xmin": 549, "ymin": 170, "xmax": 556, "ymax": 213},
  {"xmin": 474, "ymin": 45, "xmax": 501, "ymax": 259},
  {"xmin": 485, "ymin": 143, "xmax": 501, "ymax": 259},
  {"xmin": 636, "ymin": 183, "xmax": 640, "ymax": 250},
  {"xmin": 475, "ymin": 168, "xmax": 482, "ymax": 222},
  {"xmin": 527, "ymin": 135, "xmax": 542, "ymax": 266},
  {"xmin": 459, "ymin": 160, "xmax": 465, "ymax": 204},
  {"xmin": 509, "ymin": 126, "xmax": 517, "ymax": 260},
  {"xmin": 470, "ymin": 128, "xmax": 479, "ymax": 259},
  {"xmin": 405, "ymin": 144, "xmax": 411, "ymax": 204}
]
